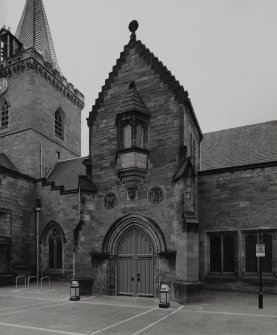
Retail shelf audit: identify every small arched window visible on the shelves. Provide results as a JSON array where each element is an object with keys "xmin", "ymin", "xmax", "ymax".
[
  {"xmin": 1, "ymin": 99, "xmax": 9, "ymax": 129},
  {"xmin": 55, "ymin": 108, "xmax": 64, "ymax": 140},
  {"xmin": 48, "ymin": 228, "xmax": 63, "ymax": 269},
  {"xmin": 123, "ymin": 124, "xmax": 132, "ymax": 148},
  {"xmin": 136, "ymin": 124, "xmax": 144, "ymax": 148}
]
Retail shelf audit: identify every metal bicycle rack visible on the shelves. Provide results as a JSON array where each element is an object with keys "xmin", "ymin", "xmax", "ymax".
[
  {"xmin": 27, "ymin": 276, "xmax": 38, "ymax": 289},
  {"xmin": 15, "ymin": 275, "xmax": 27, "ymax": 289},
  {"xmin": 40, "ymin": 276, "xmax": 51, "ymax": 291}
]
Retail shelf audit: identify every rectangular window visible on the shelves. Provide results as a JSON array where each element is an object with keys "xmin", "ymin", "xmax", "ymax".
[
  {"xmin": 244, "ymin": 232, "xmax": 272, "ymax": 273},
  {"xmin": 0, "ymin": 211, "xmax": 11, "ymax": 237},
  {"xmin": 209, "ymin": 233, "xmax": 235, "ymax": 273}
]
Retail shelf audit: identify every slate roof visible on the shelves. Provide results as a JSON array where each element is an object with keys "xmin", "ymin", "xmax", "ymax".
[
  {"xmin": 0, "ymin": 153, "xmax": 19, "ymax": 172},
  {"xmin": 201, "ymin": 121, "xmax": 277, "ymax": 171},
  {"xmin": 47, "ymin": 157, "xmax": 86, "ymax": 191},
  {"xmin": 88, "ymin": 34, "xmax": 202, "ymax": 139}
]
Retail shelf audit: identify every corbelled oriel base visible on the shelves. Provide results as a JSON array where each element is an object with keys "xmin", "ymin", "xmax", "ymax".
[{"xmin": 173, "ymin": 280, "xmax": 202, "ymax": 304}]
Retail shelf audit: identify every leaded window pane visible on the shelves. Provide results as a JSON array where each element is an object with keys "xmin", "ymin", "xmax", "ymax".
[
  {"xmin": 0, "ymin": 245, "xmax": 11, "ymax": 273},
  {"xmin": 56, "ymin": 238, "xmax": 63, "ymax": 269},
  {"xmin": 245, "ymin": 235, "xmax": 257, "ymax": 272},
  {"xmin": 136, "ymin": 124, "xmax": 144, "ymax": 148},
  {"xmin": 123, "ymin": 124, "xmax": 131, "ymax": 148},
  {"xmin": 263, "ymin": 234, "xmax": 272, "ymax": 273},
  {"xmin": 210, "ymin": 236, "xmax": 221, "ymax": 272},
  {"xmin": 48, "ymin": 237, "xmax": 55, "ymax": 268},
  {"xmin": 223, "ymin": 236, "xmax": 234, "ymax": 272}
]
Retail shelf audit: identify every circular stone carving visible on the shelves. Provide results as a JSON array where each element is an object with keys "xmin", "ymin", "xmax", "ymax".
[
  {"xmin": 0, "ymin": 78, "xmax": 8, "ymax": 95},
  {"xmin": 104, "ymin": 192, "xmax": 118, "ymax": 209},
  {"xmin": 148, "ymin": 187, "xmax": 164, "ymax": 204}
]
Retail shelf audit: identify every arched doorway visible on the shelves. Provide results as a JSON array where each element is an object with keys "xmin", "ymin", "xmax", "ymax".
[
  {"xmin": 117, "ymin": 228, "xmax": 154, "ymax": 296},
  {"xmin": 101, "ymin": 213, "xmax": 167, "ymax": 297}
]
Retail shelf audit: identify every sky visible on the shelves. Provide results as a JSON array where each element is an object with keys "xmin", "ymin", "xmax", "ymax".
[{"xmin": 1, "ymin": 0, "xmax": 277, "ymax": 156}]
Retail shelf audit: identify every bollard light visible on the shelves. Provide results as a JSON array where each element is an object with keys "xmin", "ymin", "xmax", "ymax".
[
  {"xmin": 69, "ymin": 280, "xmax": 80, "ymax": 301},
  {"xmin": 159, "ymin": 283, "xmax": 170, "ymax": 308}
]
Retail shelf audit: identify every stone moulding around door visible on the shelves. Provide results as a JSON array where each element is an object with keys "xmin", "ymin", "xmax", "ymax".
[{"xmin": 101, "ymin": 212, "xmax": 167, "ymax": 255}]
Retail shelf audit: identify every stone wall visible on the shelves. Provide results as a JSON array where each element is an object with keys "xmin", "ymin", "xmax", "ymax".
[
  {"xmin": 37, "ymin": 182, "xmax": 80, "ymax": 278},
  {"xmin": 87, "ymin": 46, "xmax": 201, "ymax": 296},
  {"xmin": 0, "ymin": 65, "xmax": 82, "ymax": 178},
  {"xmin": 0, "ymin": 171, "xmax": 36, "ymax": 273},
  {"xmin": 198, "ymin": 165, "xmax": 277, "ymax": 292}
]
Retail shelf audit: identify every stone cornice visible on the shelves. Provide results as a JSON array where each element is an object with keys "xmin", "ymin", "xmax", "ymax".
[{"xmin": 0, "ymin": 48, "xmax": 85, "ymax": 110}]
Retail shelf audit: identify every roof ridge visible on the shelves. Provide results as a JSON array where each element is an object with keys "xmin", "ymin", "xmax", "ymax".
[
  {"xmin": 57, "ymin": 156, "xmax": 87, "ymax": 164},
  {"xmin": 203, "ymin": 120, "xmax": 277, "ymax": 136}
]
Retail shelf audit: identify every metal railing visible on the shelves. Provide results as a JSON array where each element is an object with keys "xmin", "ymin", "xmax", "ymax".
[
  {"xmin": 27, "ymin": 276, "xmax": 38, "ymax": 289},
  {"xmin": 15, "ymin": 275, "xmax": 26, "ymax": 289},
  {"xmin": 40, "ymin": 276, "xmax": 51, "ymax": 291}
]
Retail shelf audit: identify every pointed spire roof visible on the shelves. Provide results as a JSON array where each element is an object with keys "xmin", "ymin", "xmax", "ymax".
[
  {"xmin": 15, "ymin": 0, "xmax": 61, "ymax": 73},
  {"xmin": 119, "ymin": 81, "xmax": 149, "ymax": 115}
]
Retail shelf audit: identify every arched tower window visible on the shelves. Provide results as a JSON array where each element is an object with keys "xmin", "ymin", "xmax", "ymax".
[
  {"xmin": 1, "ymin": 98, "xmax": 9, "ymax": 129},
  {"xmin": 55, "ymin": 108, "xmax": 64, "ymax": 140}
]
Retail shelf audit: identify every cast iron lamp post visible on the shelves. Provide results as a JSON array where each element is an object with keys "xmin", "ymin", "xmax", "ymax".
[
  {"xmin": 35, "ymin": 198, "xmax": 41, "ymax": 282},
  {"xmin": 258, "ymin": 228, "xmax": 263, "ymax": 309}
]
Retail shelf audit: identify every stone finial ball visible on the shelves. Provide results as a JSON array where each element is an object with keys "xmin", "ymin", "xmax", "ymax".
[{"xmin": 129, "ymin": 20, "xmax": 139, "ymax": 33}]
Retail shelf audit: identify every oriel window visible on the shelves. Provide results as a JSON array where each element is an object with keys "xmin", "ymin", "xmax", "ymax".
[
  {"xmin": 136, "ymin": 124, "xmax": 144, "ymax": 148},
  {"xmin": 123, "ymin": 123, "xmax": 132, "ymax": 148}
]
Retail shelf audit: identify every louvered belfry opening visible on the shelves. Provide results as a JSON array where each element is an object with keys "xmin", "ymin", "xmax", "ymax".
[
  {"xmin": 1, "ymin": 99, "xmax": 9, "ymax": 128},
  {"xmin": 55, "ymin": 108, "xmax": 64, "ymax": 140},
  {"xmin": 15, "ymin": 0, "xmax": 61, "ymax": 73}
]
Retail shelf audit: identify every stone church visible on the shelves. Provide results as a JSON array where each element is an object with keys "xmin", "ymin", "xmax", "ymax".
[{"xmin": 1, "ymin": 0, "xmax": 277, "ymax": 302}]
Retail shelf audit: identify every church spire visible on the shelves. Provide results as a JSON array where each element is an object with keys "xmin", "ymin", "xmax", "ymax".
[{"xmin": 15, "ymin": 0, "xmax": 61, "ymax": 73}]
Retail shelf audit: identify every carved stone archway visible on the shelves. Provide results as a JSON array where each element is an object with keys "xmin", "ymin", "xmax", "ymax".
[
  {"xmin": 102, "ymin": 213, "xmax": 167, "ymax": 255},
  {"xmin": 95, "ymin": 213, "xmax": 168, "ymax": 297}
]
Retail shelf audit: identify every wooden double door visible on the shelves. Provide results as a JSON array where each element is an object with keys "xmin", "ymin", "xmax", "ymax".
[{"xmin": 117, "ymin": 228, "xmax": 154, "ymax": 297}]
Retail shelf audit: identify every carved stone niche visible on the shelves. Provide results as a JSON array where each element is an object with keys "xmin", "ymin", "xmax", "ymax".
[
  {"xmin": 115, "ymin": 81, "xmax": 150, "ymax": 187},
  {"xmin": 172, "ymin": 157, "xmax": 198, "ymax": 227},
  {"xmin": 126, "ymin": 186, "xmax": 137, "ymax": 201}
]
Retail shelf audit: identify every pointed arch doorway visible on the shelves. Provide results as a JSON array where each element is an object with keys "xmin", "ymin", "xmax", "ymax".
[
  {"xmin": 117, "ymin": 227, "xmax": 154, "ymax": 297},
  {"xmin": 101, "ymin": 213, "xmax": 167, "ymax": 298}
]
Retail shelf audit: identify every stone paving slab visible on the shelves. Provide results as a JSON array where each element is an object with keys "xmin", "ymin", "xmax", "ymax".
[{"xmin": 0, "ymin": 284, "xmax": 277, "ymax": 334}]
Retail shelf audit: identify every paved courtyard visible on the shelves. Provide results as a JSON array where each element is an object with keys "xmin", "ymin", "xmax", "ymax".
[{"xmin": 0, "ymin": 283, "xmax": 277, "ymax": 334}]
